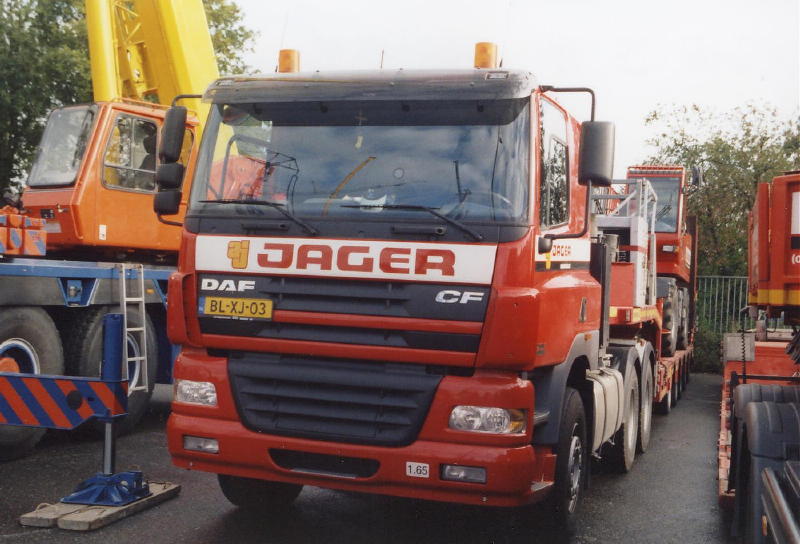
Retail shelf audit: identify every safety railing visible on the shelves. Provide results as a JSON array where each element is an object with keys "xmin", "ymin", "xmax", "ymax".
[{"xmin": 697, "ymin": 275, "xmax": 785, "ymax": 333}]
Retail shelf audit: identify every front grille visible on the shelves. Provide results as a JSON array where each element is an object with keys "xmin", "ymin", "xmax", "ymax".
[
  {"xmin": 199, "ymin": 274, "xmax": 489, "ymax": 322},
  {"xmin": 229, "ymin": 352, "xmax": 442, "ymax": 447}
]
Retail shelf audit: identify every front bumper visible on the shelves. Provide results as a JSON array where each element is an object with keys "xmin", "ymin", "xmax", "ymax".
[
  {"xmin": 168, "ymin": 348, "xmax": 555, "ymax": 507},
  {"xmin": 169, "ymin": 414, "xmax": 555, "ymax": 506}
]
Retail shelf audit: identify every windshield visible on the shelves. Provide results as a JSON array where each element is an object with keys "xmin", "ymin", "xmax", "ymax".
[
  {"xmin": 648, "ymin": 177, "xmax": 681, "ymax": 232},
  {"xmin": 190, "ymin": 98, "xmax": 530, "ymax": 226},
  {"xmin": 28, "ymin": 106, "xmax": 95, "ymax": 187}
]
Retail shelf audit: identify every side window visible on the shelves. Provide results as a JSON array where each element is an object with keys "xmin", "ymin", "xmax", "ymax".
[
  {"xmin": 539, "ymin": 99, "xmax": 569, "ymax": 228},
  {"xmin": 103, "ymin": 116, "xmax": 158, "ymax": 192}
]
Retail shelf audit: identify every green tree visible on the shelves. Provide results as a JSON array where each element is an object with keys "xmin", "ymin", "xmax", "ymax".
[
  {"xmin": 645, "ymin": 104, "xmax": 800, "ymax": 276},
  {"xmin": 0, "ymin": 0, "xmax": 91, "ymax": 187},
  {"xmin": 0, "ymin": 0, "xmax": 256, "ymax": 190},
  {"xmin": 204, "ymin": 0, "xmax": 257, "ymax": 74}
]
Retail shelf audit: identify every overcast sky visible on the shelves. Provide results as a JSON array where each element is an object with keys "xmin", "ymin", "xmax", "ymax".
[{"xmin": 237, "ymin": 0, "xmax": 800, "ymax": 175}]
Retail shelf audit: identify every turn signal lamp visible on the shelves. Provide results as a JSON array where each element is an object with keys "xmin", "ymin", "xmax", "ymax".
[
  {"xmin": 474, "ymin": 42, "xmax": 498, "ymax": 69},
  {"xmin": 278, "ymin": 49, "xmax": 300, "ymax": 73}
]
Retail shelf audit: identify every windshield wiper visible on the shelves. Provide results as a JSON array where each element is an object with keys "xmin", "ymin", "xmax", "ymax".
[
  {"xmin": 342, "ymin": 203, "xmax": 484, "ymax": 241},
  {"xmin": 199, "ymin": 199, "xmax": 318, "ymax": 235}
]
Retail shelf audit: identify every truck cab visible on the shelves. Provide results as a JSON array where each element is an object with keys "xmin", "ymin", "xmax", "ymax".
[
  {"xmin": 160, "ymin": 53, "xmax": 666, "ymax": 530},
  {"xmin": 626, "ymin": 165, "xmax": 698, "ymax": 354}
]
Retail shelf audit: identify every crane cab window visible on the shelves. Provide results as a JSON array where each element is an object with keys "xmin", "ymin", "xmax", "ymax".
[
  {"xmin": 103, "ymin": 116, "xmax": 158, "ymax": 192},
  {"xmin": 539, "ymin": 99, "xmax": 569, "ymax": 228}
]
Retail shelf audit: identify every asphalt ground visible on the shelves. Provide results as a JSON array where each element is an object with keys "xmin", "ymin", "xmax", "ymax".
[{"xmin": 0, "ymin": 373, "xmax": 728, "ymax": 543}]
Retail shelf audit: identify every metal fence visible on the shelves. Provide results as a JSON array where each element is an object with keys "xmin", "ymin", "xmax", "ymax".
[{"xmin": 696, "ymin": 275, "xmax": 785, "ymax": 333}]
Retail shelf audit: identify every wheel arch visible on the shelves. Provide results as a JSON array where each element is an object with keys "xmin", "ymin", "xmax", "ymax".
[{"xmin": 532, "ymin": 331, "xmax": 599, "ymax": 446}]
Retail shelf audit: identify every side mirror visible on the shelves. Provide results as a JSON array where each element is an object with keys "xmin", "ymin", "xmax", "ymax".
[
  {"xmin": 156, "ymin": 163, "xmax": 185, "ymax": 190},
  {"xmin": 578, "ymin": 121, "xmax": 615, "ymax": 187},
  {"xmin": 154, "ymin": 190, "xmax": 182, "ymax": 216},
  {"xmin": 690, "ymin": 165, "xmax": 703, "ymax": 187},
  {"xmin": 537, "ymin": 236, "xmax": 553, "ymax": 254},
  {"xmin": 159, "ymin": 106, "xmax": 187, "ymax": 164}
]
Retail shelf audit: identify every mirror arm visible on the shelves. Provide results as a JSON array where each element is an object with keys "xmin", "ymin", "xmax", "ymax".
[
  {"xmin": 545, "ymin": 180, "xmax": 592, "ymax": 242},
  {"xmin": 156, "ymin": 214, "xmax": 183, "ymax": 227}
]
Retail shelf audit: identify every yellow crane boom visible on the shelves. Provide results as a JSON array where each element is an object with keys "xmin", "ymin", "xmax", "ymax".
[{"xmin": 85, "ymin": 0, "xmax": 219, "ymax": 132}]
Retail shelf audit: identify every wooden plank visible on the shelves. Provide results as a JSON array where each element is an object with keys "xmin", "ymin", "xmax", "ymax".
[
  {"xmin": 20, "ymin": 502, "xmax": 87, "ymax": 528},
  {"xmin": 19, "ymin": 482, "xmax": 180, "ymax": 532}
]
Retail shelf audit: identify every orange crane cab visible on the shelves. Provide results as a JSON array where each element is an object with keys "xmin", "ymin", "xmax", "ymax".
[
  {"xmin": 19, "ymin": 0, "xmax": 217, "ymax": 262},
  {"xmin": 626, "ymin": 165, "xmax": 696, "ymax": 284},
  {"xmin": 23, "ymin": 100, "xmax": 198, "ymax": 261}
]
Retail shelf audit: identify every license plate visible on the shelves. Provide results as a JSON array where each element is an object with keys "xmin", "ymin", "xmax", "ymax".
[{"xmin": 202, "ymin": 296, "xmax": 273, "ymax": 319}]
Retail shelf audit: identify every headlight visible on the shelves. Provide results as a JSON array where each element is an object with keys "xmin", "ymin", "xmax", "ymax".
[
  {"xmin": 448, "ymin": 406, "xmax": 526, "ymax": 434},
  {"xmin": 175, "ymin": 379, "xmax": 217, "ymax": 406},
  {"xmin": 662, "ymin": 245, "xmax": 677, "ymax": 253}
]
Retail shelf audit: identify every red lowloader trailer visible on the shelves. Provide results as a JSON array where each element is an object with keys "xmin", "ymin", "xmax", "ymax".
[{"xmin": 719, "ymin": 171, "xmax": 800, "ymax": 543}]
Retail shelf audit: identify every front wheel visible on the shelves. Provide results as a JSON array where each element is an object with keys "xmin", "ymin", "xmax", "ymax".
[
  {"xmin": 0, "ymin": 307, "xmax": 64, "ymax": 461},
  {"xmin": 218, "ymin": 474, "xmax": 303, "ymax": 511},
  {"xmin": 549, "ymin": 387, "xmax": 587, "ymax": 532}
]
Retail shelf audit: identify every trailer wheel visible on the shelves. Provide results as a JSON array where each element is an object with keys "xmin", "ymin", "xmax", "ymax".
[
  {"xmin": 670, "ymin": 375, "xmax": 679, "ymax": 407},
  {"xmin": 548, "ymin": 387, "xmax": 587, "ymax": 532},
  {"xmin": 661, "ymin": 297, "xmax": 677, "ymax": 356},
  {"xmin": 607, "ymin": 371, "xmax": 639, "ymax": 473},
  {"xmin": 655, "ymin": 384, "xmax": 672, "ymax": 415},
  {"xmin": 677, "ymin": 288, "xmax": 689, "ymax": 350},
  {"xmin": 0, "ymin": 307, "xmax": 64, "ymax": 461},
  {"xmin": 218, "ymin": 474, "xmax": 303, "ymax": 511},
  {"xmin": 63, "ymin": 307, "xmax": 157, "ymax": 435},
  {"xmin": 637, "ymin": 361, "xmax": 653, "ymax": 453}
]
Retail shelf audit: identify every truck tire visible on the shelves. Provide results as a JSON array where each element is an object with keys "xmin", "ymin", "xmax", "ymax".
[
  {"xmin": 607, "ymin": 371, "xmax": 639, "ymax": 473},
  {"xmin": 218, "ymin": 474, "xmax": 303, "ymax": 511},
  {"xmin": 63, "ymin": 307, "xmax": 157, "ymax": 435},
  {"xmin": 637, "ymin": 361, "xmax": 653, "ymax": 453},
  {"xmin": 656, "ymin": 384, "xmax": 672, "ymax": 416},
  {"xmin": 677, "ymin": 287, "xmax": 689, "ymax": 350},
  {"xmin": 661, "ymin": 297, "xmax": 677, "ymax": 356},
  {"xmin": 548, "ymin": 387, "xmax": 587, "ymax": 532},
  {"xmin": 0, "ymin": 307, "xmax": 64, "ymax": 461}
]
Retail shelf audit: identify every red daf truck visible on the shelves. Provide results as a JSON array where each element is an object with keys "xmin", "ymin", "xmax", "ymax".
[
  {"xmin": 155, "ymin": 46, "xmax": 695, "ymax": 529},
  {"xmin": 719, "ymin": 171, "xmax": 800, "ymax": 543}
]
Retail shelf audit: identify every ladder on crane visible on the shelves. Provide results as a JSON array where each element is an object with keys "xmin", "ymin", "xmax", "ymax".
[{"xmin": 117, "ymin": 263, "xmax": 148, "ymax": 394}]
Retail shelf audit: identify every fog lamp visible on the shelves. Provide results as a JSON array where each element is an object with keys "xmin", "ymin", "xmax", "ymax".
[
  {"xmin": 442, "ymin": 464, "xmax": 486, "ymax": 484},
  {"xmin": 183, "ymin": 435, "xmax": 219, "ymax": 453}
]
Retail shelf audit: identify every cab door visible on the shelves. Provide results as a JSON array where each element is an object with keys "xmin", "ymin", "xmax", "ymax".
[{"xmin": 92, "ymin": 107, "xmax": 192, "ymax": 253}]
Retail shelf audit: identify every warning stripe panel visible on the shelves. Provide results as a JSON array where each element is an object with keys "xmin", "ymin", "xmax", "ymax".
[
  {"xmin": 55, "ymin": 380, "xmax": 94, "ymax": 422},
  {"xmin": 22, "ymin": 378, "xmax": 72, "ymax": 429},
  {"xmin": 0, "ymin": 378, "xmax": 38, "ymax": 426},
  {"xmin": 0, "ymin": 375, "xmax": 128, "ymax": 431}
]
